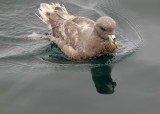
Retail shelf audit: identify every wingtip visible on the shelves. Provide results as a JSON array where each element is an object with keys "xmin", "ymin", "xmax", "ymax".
[{"xmin": 35, "ymin": 13, "xmax": 47, "ymax": 24}]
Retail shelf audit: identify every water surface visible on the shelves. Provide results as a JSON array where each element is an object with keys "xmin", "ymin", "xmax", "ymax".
[{"xmin": 0, "ymin": 0, "xmax": 160, "ymax": 114}]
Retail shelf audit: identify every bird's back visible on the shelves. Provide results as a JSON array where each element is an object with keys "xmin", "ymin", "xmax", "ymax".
[{"xmin": 38, "ymin": 3, "xmax": 94, "ymax": 48}]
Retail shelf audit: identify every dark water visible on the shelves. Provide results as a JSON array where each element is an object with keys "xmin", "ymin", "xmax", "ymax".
[{"xmin": 0, "ymin": 0, "xmax": 160, "ymax": 113}]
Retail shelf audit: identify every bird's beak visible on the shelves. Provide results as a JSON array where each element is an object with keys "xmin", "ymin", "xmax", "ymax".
[{"xmin": 108, "ymin": 35, "xmax": 118, "ymax": 48}]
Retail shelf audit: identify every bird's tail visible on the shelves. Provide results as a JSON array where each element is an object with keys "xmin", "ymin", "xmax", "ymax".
[{"xmin": 36, "ymin": 3, "xmax": 68, "ymax": 29}]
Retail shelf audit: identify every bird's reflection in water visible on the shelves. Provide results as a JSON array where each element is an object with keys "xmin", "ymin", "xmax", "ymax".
[
  {"xmin": 91, "ymin": 65, "xmax": 116, "ymax": 94},
  {"xmin": 44, "ymin": 44, "xmax": 116, "ymax": 94}
]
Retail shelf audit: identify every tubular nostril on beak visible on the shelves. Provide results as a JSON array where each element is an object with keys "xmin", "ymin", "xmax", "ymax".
[
  {"xmin": 108, "ymin": 35, "xmax": 118, "ymax": 48},
  {"xmin": 113, "ymin": 38, "xmax": 118, "ymax": 48},
  {"xmin": 113, "ymin": 38, "xmax": 116, "ymax": 43},
  {"xmin": 108, "ymin": 35, "xmax": 115, "ymax": 42}
]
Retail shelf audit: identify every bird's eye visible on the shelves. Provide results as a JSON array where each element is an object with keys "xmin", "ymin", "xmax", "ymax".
[
  {"xmin": 100, "ymin": 27, "xmax": 106, "ymax": 31},
  {"xmin": 46, "ymin": 12, "xmax": 50, "ymax": 16}
]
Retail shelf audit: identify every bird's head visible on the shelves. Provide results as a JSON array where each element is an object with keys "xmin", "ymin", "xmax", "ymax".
[{"xmin": 95, "ymin": 16, "xmax": 118, "ymax": 48}]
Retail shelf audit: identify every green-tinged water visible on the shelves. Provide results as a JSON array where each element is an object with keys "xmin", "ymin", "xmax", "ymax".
[{"xmin": 0, "ymin": 0, "xmax": 160, "ymax": 114}]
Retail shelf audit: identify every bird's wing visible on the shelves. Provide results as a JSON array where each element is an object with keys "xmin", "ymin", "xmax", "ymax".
[
  {"xmin": 52, "ymin": 19, "xmax": 81, "ymax": 49},
  {"xmin": 51, "ymin": 19, "xmax": 85, "ymax": 60},
  {"xmin": 72, "ymin": 16, "xmax": 95, "ymax": 28},
  {"xmin": 56, "ymin": 11, "xmax": 75, "ymax": 20},
  {"xmin": 51, "ymin": 15, "xmax": 97, "ymax": 60}
]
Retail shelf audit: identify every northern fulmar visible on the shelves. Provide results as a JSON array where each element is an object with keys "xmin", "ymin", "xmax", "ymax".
[{"xmin": 37, "ymin": 3, "xmax": 118, "ymax": 60}]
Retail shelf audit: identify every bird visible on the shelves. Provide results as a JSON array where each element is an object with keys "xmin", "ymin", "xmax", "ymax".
[{"xmin": 37, "ymin": 3, "xmax": 118, "ymax": 60}]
